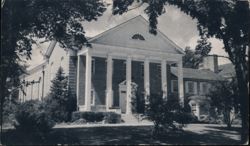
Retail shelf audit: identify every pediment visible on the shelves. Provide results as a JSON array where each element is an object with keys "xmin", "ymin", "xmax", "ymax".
[{"xmin": 89, "ymin": 15, "xmax": 184, "ymax": 54}]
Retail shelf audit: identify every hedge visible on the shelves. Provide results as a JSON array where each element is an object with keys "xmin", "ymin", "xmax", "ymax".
[{"xmin": 72, "ymin": 111, "xmax": 121, "ymax": 123}]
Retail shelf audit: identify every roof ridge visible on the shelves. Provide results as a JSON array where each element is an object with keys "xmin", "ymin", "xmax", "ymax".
[{"xmin": 88, "ymin": 15, "xmax": 143, "ymax": 42}]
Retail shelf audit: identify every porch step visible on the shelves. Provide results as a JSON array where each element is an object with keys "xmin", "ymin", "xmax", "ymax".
[{"xmin": 121, "ymin": 114, "xmax": 153, "ymax": 124}]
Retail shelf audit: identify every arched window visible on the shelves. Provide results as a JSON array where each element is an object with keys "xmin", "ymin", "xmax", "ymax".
[{"xmin": 132, "ymin": 33, "xmax": 145, "ymax": 40}]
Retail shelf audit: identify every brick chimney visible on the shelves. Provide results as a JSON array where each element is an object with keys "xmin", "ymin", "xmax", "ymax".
[{"xmin": 199, "ymin": 55, "xmax": 219, "ymax": 73}]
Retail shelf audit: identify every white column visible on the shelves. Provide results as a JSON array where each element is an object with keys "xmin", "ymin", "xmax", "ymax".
[
  {"xmin": 106, "ymin": 55, "xmax": 113, "ymax": 110},
  {"xmin": 84, "ymin": 51, "xmax": 92, "ymax": 111},
  {"xmin": 178, "ymin": 59, "xmax": 184, "ymax": 107},
  {"xmin": 126, "ymin": 57, "xmax": 132, "ymax": 114},
  {"xmin": 76, "ymin": 55, "xmax": 81, "ymax": 109},
  {"xmin": 161, "ymin": 60, "xmax": 167, "ymax": 99},
  {"xmin": 144, "ymin": 59, "xmax": 150, "ymax": 104}
]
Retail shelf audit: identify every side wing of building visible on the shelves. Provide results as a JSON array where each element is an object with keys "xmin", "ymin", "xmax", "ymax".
[{"xmin": 19, "ymin": 41, "xmax": 76, "ymax": 101}]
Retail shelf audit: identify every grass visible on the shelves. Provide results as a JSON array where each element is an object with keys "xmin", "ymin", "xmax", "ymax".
[{"xmin": 2, "ymin": 124, "xmax": 242, "ymax": 145}]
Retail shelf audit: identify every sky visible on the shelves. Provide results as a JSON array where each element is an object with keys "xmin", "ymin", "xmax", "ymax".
[{"xmin": 27, "ymin": 2, "xmax": 230, "ymax": 69}]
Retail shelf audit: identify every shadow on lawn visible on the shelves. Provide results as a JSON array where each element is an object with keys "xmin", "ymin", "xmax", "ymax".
[{"xmin": 2, "ymin": 125, "xmax": 242, "ymax": 145}]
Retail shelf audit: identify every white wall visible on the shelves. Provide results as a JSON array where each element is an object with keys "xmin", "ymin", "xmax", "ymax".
[
  {"xmin": 43, "ymin": 43, "xmax": 70, "ymax": 97},
  {"xmin": 19, "ymin": 42, "xmax": 70, "ymax": 101},
  {"xmin": 19, "ymin": 69, "xmax": 44, "ymax": 101}
]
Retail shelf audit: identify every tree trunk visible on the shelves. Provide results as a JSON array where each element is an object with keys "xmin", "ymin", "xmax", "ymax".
[
  {"xmin": 0, "ymin": 75, "xmax": 7, "ymax": 144},
  {"xmin": 224, "ymin": 109, "xmax": 231, "ymax": 129},
  {"xmin": 234, "ymin": 62, "xmax": 249, "ymax": 143}
]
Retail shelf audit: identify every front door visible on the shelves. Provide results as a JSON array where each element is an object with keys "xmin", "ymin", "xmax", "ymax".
[
  {"xmin": 119, "ymin": 81, "xmax": 138, "ymax": 113},
  {"xmin": 119, "ymin": 89, "xmax": 127, "ymax": 113}
]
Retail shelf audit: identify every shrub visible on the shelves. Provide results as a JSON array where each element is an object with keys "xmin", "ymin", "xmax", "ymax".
[
  {"xmin": 14, "ymin": 100, "xmax": 55, "ymax": 138},
  {"xmin": 44, "ymin": 67, "xmax": 77, "ymax": 122},
  {"xmin": 72, "ymin": 111, "xmax": 121, "ymax": 123},
  {"xmin": 72, "ymin": 112, "xmax": 104, "ymax": 122},
  {"xmin": 104, "ymin": 112, "xmax": 121, "ymax": 123},
  {"xmin": 3, "ymin": 98, "xmax": 19, "ymax": 125},
  {"xmin": 145, "ymin": 93, "xmax": 194, "ymax": 136}
]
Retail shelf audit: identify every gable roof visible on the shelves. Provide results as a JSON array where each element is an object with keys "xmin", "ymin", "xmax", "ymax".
[
  {"xmin": 43, "ymin": 40, "xmax": 57, "ymax": 58},
  {"xmin": 89, "ymin": 15, "xmax": 185, "ymax": 54},
  {"xmin": 171, "ymin": 67, "xmax": 225, "ymax": 81}
]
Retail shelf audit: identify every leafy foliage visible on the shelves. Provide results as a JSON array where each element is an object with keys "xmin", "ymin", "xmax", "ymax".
[
  {"xmin": 14, "ymin": 100, "xmax": 55, "ymax": 139},
  {"xmin": 2, "ymin": 97, "xmax": 19, "ymax": 125},
  {"xmin": 183, "ymin": 35, "xmax": 211, "ymax": 69},
  {"xmin": 130, "ymin": 83, "xmax": 145, "ymax": 113},
  {"xmin": 208, "ymin": 78, "xmax": 240, "ymax": 128},
  {"xmin": 103, "ymin": 112, "xmax": 122, "ymax": 124},
  {"xmin": 44, "ymin": 67, "xmax": 76, "ymax": 122},
  {"xmin": 113, "ymin": 1, "xmax": 249, "ymax": 141},
  {"xmin": 145, "ymin": 93, "xmax": 195, "ymax": 136},
  {"xmin": 183, "ymin": 47, "xmax": 200, "ymax": 69},
  {"xmin": 71, "ymin": 111, "xmax": 121, "ymax": 123},
  {"xmin": 1, "ymin": 0, "xmax": 106, "ymax": 108}
]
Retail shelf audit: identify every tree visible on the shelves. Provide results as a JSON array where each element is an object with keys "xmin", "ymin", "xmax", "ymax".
[
  {"xmin": 1, "ymin": 0, "xmax": 106, "ymax": 142},
  {"xmin": 44, "ymin": 67, "xmax": 76, "ymax": 122},
  {"xmin": 183, "ymin": 35, "xmax": 211, "ymax": 69},
  {"xmin": 145, "ymin": 93, "xmax": 196, "ymax": 137},
  {"xmin": 112, "ymin": 0, "xmax": 249, "ymax": 142},
  {"xmin": 1, "ymin": 0, "xmax": 249, "ymax": 143},
  {"xmin": 208, "ymin": 78, "xmax": 240, "ymax": 128}
]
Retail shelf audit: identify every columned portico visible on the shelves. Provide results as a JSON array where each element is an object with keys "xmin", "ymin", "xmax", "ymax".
[{"xmin": 77, "ymin": 41, "xmax": 185, "ymax": 113}]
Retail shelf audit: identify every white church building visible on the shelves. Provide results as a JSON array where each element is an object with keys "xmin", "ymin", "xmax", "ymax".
[{"xmin": 19, "ymin": 16, "xmax": 224, "ymax": 119}]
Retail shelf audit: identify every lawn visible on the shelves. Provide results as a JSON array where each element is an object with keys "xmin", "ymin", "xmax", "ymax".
[{"xmin": 2, "ymin": 124, "xmax": 242, "ymax": 145}]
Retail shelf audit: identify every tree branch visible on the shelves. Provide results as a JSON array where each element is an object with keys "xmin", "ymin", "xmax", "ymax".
[{"xmin": 207, "ymin": 54, "xmax": 230, "ymax": 59}]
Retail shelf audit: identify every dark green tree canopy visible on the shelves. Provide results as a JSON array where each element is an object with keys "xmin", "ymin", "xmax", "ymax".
[
  {"xmin": 183, "ymin": 35, "xmax": 211, "ymax": 69},
  {"xmin": 1, "ymin": 0, "xmax": 106, "ymax": 99}
]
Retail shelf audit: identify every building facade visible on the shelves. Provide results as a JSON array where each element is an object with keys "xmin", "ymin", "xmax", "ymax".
[{"xmin": 19, "ymin": 16, "xmax": 225, "ymax": 119}]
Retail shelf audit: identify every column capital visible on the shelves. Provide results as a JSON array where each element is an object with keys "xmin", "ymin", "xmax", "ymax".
[
  {"xmin": 86, "ymin": 49, "xmax": 92, "ymax": 55},
  {"xmin": 144, "ymin": 56, "xmax": 150, "ymax": 61},
  {"xmin": 107, "ymin": 54, "xmax": 113, "ymax": 58},
  {"xmin": 127, "ymin": 56, "xmax": 132, "ymax": 60}
]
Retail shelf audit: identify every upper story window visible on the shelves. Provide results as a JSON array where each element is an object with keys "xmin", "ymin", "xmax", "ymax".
[
  {"xmin": 171, "ymin": 80, "xmax": 178, "ymax": 93},
  {"xmin": 200, "ymin": 82, "xmax": 210, "ymax": 94},
  {"xmin": 132, "ymin": 33, "xmax": 145, "ymax": 40},
  {"xmin": 185, "ymin": 81, "xmax": 197, "ymax": 94}
]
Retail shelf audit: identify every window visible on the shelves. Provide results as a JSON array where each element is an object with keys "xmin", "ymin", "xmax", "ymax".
[
  {"xmin": 171, "ymin": 80, "xmax": 178, "ymax": 92},
  {"xmin": 200, "ymin": 82, "xmax": 210, "ymax": 94},
  {"xmin": 157, "ymin": 65, "xmax": 161, "ymax": 73},
  {"xmin": 91, "ymin": 89, "xmax": 95, "ymax": 105},
  {"xmin": 140, "ymin": 63, "xmax": 144, "ymax": 78},
  {"xmin": 92, "ymin": 59, "xmax": 95, "ymax": 75},
  {"xmin": 185, "ymin": 81, "xmax": 197, "ymax": 94},
  {"xmin": 132, "ymin": 34, "xmax": 145, "ymax": 40},
  {"xmin": 191, "ymin": 103, "xmax": 198, "ymax": 116}
]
